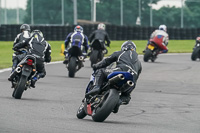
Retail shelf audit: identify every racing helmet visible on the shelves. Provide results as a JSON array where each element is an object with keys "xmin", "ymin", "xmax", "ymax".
[
  {"xmin": 97, "ymin": 23, "xmax": 105, "ymax": 30},
  {"xmin": 20, "ymin": 24, "xmax": 31, "ymax": 32},
  {"xmin": 159, "ymin": 25, "xmax": 167, "ymax": 32},
  {"xmin": 196, "ymin": 37, "xmax": 200, "ymax": 43},
  {"xmin": 121, "ymin": 40, "xmax": 136, "ymax": 51},
  {"xmin": 74, "ymin": 25, "xmax": 83, "ymax": 33},
  {"xmin": 31, "ymin": 30, "xmax": 44, "ymax": 38}
]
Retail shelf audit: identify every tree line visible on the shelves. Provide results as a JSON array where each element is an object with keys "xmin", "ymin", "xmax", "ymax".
[{"xmin": 1, "ymin": 0, "xmax": 200, "ymax": 28}]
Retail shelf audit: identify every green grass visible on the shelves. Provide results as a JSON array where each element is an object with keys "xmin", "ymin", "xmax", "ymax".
[{"xmin": 0, "ymin": 40, "xmax": 195, "ymax": 69}]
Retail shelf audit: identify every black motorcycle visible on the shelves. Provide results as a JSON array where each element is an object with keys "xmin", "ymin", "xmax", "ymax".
[
  {"xmin": 191, "ymin": 43, "xmax": 200, "ymax": 61},
  {"xmin": 89, "ymin": 39, "xmax": 107, "ymax": 67},
  {"xmin": 76, "ymin": 71, "xmax": 134, "ymax": 122},
  {"xmin": 143, "ymin": 42, "xmax": 159, "ymax": 62},
  {"xmin": 66, "ymin": 45, "xmax": 85, "ymax": 77},
  {"xmin": 8, "ymin": 54, "xmax": 37, "ymax": 99}
]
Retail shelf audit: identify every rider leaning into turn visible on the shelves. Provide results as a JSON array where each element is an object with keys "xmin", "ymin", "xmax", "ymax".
[
  {"xmin": 11, "ymin": 24, "xmax": 31, "ymax": 72},
  {"xmin": 11, "ymin": 30, "xmax": 51, "ymax": 88},
  {"xmin": 63, "ymin": 25, "xmax": 89, "ymax": 64},
  {"xmin": 85, "ymin": 40, "xmax": 142, "ymax": 113},
  {"xmin": 88, "ymin": 23, "xmax": 111, "ymax": 54},
  {"xmin": 146, "ymin": 24, "xmax": 169, "ymax": 54}
]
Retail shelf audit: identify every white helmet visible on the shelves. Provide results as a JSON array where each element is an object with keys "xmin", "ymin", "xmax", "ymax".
[
  {"xmin": 97, "ymin": 23, "xmax": 105, "ymax": 30},
  {"xmin": 159, "ymin": 25, "xmax": 167, "ymax": 32}
]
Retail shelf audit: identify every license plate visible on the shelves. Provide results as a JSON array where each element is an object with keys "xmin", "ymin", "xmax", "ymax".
[{"xmin": 148, "ymin": 45, "xmax": 155, "ymax": 50}]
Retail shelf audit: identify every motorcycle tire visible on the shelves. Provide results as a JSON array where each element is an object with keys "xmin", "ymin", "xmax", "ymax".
[
  {"xmin": 143, "ymin": 49, "xmax": 152, "ymax": 62},
  {"xmin": 90, "ymin": 50, "xmax": 99, "ymax": 67},
  {"xmin": 76, "ymin": 102, "xmax": 87, "ymax": 119},
  {"xmin": 92, "ymin": 89, "xmax": 119, "ymax": 122},
  {"xmin": 191, "ymin": 48, "xmax": 200, "ymax": 61},
  {"xmin": 68, "ymin": 57, "xmax": 77, "ymax": 77},
  {"xmin": 99, "ymin": 51, "xmax": 104, "ymax": 61},
  {"xmin": 13, "ymin": 75, "xmax": 27, "ymax": 99}
]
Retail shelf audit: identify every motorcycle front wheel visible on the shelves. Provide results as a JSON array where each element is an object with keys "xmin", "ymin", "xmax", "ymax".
[{"xmin": 76, "ymin": 102, "xmax": 87, "ymax": 119}]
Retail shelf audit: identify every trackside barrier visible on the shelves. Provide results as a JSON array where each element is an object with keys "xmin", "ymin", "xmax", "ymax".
[{"xmin": 0, "ymin": 24, "xmax": 198, "ymax": 41}]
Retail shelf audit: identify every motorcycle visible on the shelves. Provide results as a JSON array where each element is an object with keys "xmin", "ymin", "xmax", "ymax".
[
  {"xmin": 8, "ymin": 54, "xmax": 37, "ymax": 99},
  {"xmin": 89, "ymin": 39, "xmax": 107, "ymax": 67},
  {"xmin": 143, "ymin": 41, "xmax": 160, "ymax": 62},
  {"xmin": 66, "ymin": 44, "xmax": 85, "ymax": 77},
  {"xmin": 191, "ymin": 38, "xmax": 200, "ymax": 61},
  {"xmin": 76, "ymin": 71, "xmax": 134, "ymax": 122}
]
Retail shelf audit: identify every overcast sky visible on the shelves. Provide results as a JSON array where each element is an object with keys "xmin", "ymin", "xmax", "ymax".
[{"xmin": 0, "ymin": 0, "xmax": 182, "ymax": 9}]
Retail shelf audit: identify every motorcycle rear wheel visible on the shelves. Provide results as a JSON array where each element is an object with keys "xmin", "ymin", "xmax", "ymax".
[
  {"xmin": 143, "ymin": 49, "xmax": 152, "ymax": 62},
  {"xmin": 92, "ymin": 89, "xmax": 119, "ymax": 122},
  {"xmin": 90, "ymin": 50, "xmax": 99, "ymax": 67},
  {"xmin": 68, "ymin": 57, "xmax": 77, "ymax": 77},
  {"xmin": 13, "ymin": 75, "xmax": 27, "ymax": 99},
  {"xmin": 191, "ymin": 48, "xmax": 200, "ymax": 61}
]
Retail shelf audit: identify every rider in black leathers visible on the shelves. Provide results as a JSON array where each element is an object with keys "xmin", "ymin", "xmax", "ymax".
[
  {"xmin": 88, "ymin": 23, "xmax": 111, "ymax": 54},
  {"xmin": 85, "ymin": 40, "xmax": 142, "ymax": 113},
  {"xmin": 12, "ymin": 24, "xmax": 31, "ymax": 72},
  {"xmin": 12, "ymin": 30, "xmax": 51, "ymax": 88}
]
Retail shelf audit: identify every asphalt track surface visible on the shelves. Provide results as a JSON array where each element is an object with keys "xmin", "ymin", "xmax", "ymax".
[{"xmin": 0, "ymin": 53, "xmax": 200, "ymax": 133}]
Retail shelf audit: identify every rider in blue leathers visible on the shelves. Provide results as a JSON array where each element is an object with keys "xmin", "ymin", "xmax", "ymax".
[{"xmin": 63, "ymin": 25, "xmax": 89, "ymax": 64}]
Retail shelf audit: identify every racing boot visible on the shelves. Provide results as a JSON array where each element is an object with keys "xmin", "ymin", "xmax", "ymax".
[
  {"xmin": 120, "ymin": 94, "xmax": 131, "ymax": 105},
  {"xmin": 63, "ymin": 58, "xmax": 68, "ymax": 64},
  {"xmin": 85, "ymin": 85, "xmax": 101, "ymax": 98},
  {"xmin": 85, "ymin": 69, "xmax": 104, "ymax": 98},
  {"xmin": 11, "ymin": 59, "xmax": 18, "ymax": 73},
  {"xmin": 30, "ymin": 76, "xmax": 37, "ymax": 88},
  {"xmin": 63, "ymin": 53, "xmax": 69, "ymax": 64}
]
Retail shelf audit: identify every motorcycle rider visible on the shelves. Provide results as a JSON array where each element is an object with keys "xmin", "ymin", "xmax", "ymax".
[
  {"xmin": 88, "ymin": 23, "xmax": 110, "ymax": 55},
  {"xmin": 11, "ymin": 30, "xmax": 51, "ymax": 88},
  {"xmin": 144, "ymin": 24, "xmax": 169, "ymax": 54},
  {"xmin": 12, "ymin": 24, "xmax": 31, "ymax": 72},
  {"xmin": 85, "ymin": 40, "xmax": 142, "ymax": 113},
  {"xmin": 195, "ymin": 36, "xmax": 200, "ymax": 44},
  {"xmin": 63, "ymin": 25, "xmax": 89, "ymax": 64}
]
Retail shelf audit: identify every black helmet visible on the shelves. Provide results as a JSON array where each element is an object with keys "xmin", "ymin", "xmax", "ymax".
[
  {"xmin": 20, "ymin": 24, "xmax": 31, "ymax": 32},
  {"xmin": 31, "ymin": 30, "xmax": 43, "ymax": 38},
  {"xmin": 121, "ymin": 40, "xmax": 136, "ymax": 51}
]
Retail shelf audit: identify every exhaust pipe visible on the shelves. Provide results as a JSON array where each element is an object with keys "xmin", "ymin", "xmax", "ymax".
[
  {"xmin": 8, "ymin": 67, "xmax": 22, "ymax": 81},
  {"xmin": 78, "ymin": 56, "xmax": 84, "ymax": 61},
  {"xmin": 120, "ymin": 80, "xmax": 135, "ymax": 92},
  {"xmin": 16, "ymin": 67, "xmax": 21, "ymax": 73},
  {"xmin": 109, "ymin": 74, "xmax": 124, "ymax": 85},
  {"xmin": 127, "ymin": 80, "xmax": 134, "ymax": 86}
]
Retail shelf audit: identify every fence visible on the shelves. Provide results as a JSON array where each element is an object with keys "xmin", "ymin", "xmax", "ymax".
[{"xmin": 0, "ymin": 24, "xmax": 199, "ymax": 41}]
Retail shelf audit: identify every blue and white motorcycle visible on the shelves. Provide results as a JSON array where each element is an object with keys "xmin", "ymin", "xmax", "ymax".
[{"xmin": 76, "ymin": 71, "xmax": 134, "ymax": 122}]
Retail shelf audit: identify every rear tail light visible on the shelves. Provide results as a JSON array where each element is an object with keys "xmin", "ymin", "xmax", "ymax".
[{"xmin": 27, "ymin": 59, "xmax": 33, "ymax": 65}]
